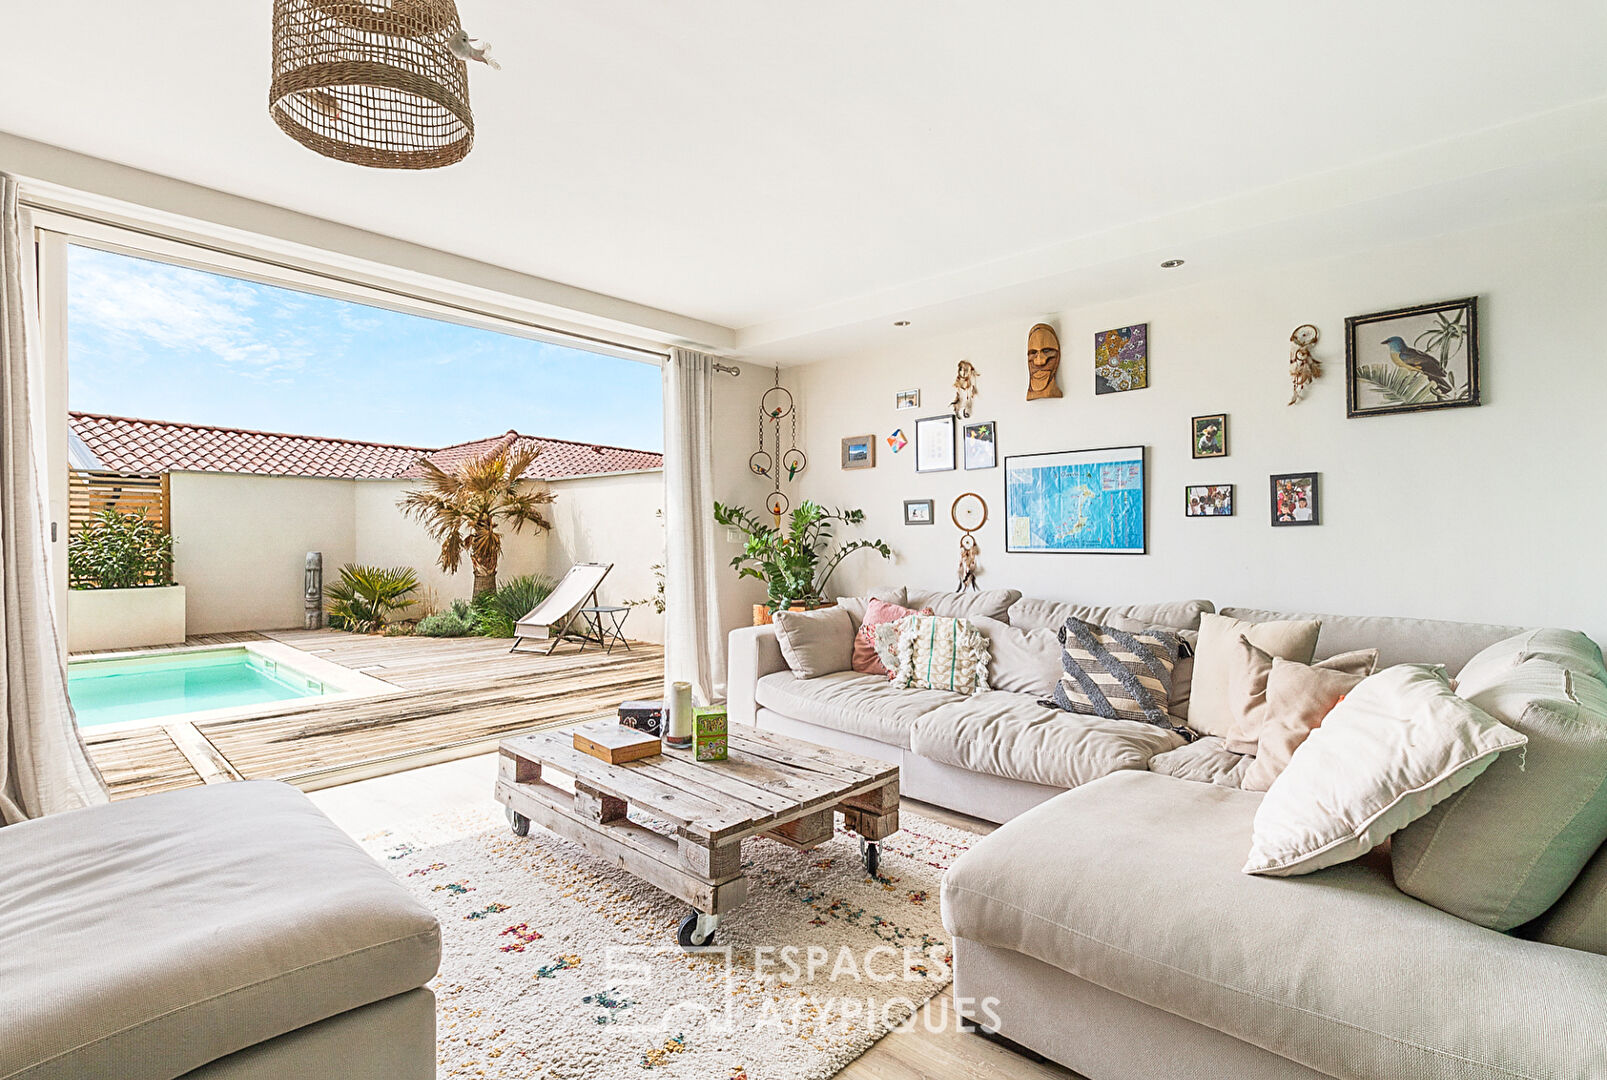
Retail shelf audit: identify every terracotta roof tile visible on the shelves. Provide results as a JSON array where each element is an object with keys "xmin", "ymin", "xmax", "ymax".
[{"xmin": 68, "ymin": 414, "xmax": 663, "ymax": 482}]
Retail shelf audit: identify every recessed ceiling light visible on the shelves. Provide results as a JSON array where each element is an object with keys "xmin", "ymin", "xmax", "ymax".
[
  {"xmin": 893, "ymin": 320, "xmax": 911, "ymax": 327},
  {"xmin": 1160, "ymin": 259, "xmax": 1185, "ymax": 269}
]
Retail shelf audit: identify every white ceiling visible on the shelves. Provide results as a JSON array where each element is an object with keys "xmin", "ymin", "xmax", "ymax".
[{"xmin": 2, "ymin": 1, "xmax": 1605, "ymax": 359}]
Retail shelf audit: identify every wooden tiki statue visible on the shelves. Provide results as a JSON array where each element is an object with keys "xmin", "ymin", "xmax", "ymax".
[{"xmin": 1027, "ymin": 323, "xmax": 1063, "ymax": 400}]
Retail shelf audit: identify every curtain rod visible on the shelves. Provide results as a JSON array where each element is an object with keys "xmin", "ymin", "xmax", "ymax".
[
  {"xmin": 712, "ymin": 361, "xmax": 741, "ymax": 376},
  {"xmin": 22, "ymin": 197, "xmax": 683, "ymax": 364}
]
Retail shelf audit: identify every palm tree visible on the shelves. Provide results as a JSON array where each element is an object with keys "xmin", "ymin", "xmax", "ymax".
[{"xmin": 399, "ymin": 442, "xmax": 556, "ymax": 598}]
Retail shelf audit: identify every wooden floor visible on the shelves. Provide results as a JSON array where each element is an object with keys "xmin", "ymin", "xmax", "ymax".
[{"xmin": 81, "ymin": 631, "xmax": 665, "ymax": 799}]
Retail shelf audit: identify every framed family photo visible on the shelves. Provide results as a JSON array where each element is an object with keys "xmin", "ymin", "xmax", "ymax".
[
  {"xmin": 915, "ymin": 414, "xmax": 956, "ymax": 472},
  {"xmin": 903, "ymin": 499, "xmax": 934, "ymax": 525},
  {"xmin": 1345, "ymin": 297, "xmax": 1480, "ymax": 418},
  {"xmin": 1191, "ymin": 413, "xmax": 1227, "ymax": 458},
  {"xmin": 841, "ymin": 434, "xmax": 875, "ymax": 470},
  {"xmin": 1186, "ymin": 484, "xmax": 1234, "ymax": 517},
  {"xmin": 1270, "ymin": 472, "xmax": 1319, "ymax": 526},
  {"xmin": 895, "ymin": 388, "xmax": 920, "ymax": 411}
]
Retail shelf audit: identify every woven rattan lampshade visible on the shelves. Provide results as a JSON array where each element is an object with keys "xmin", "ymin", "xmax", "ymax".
[{"xmin": 270, "ymin": 0, "xmax": 474, "ymax": 169}]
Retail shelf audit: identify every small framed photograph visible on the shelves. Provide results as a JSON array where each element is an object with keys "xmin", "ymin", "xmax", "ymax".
[
  {"xmin": 962, "ymin": 421, "xmax": 997, "ymax": 470},
  {"xmin": 1185, "ymin": 484, "xmax": 1234, "ymax": 517},
  {"xmin": 915, "ymin": 414, "xmax": 957, "ymax": 473},
  {"xmin": 1271, "ymin": 472, "xmax": 1319, "ymax": 526},
  {"xmin": 904, "ymin": 499, "xmax": 934, "ymax": 525},
  {"xmin": 1191, "ymin": 413, "xmax": 1227, "ymax": 459},
  {"xmin": 1345, "ymin": 296, "xmax": 1480, "ymax": 417},
  {"xmin": 841, "ymin": 434, "xmax": 876, "ymax": 470},
  {"xmin": 895, "ymin": 388, "xmax": 921, "ymax": 410}
]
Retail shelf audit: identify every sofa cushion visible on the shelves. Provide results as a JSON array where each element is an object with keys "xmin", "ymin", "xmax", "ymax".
[
  {"xmin": 772, "ymin": 605, "xmax": 854, "ymax": 678},
  {"xmin": 1393, "ymin": 630, "xmax": 1607, "ymax": 930},
  {"xmin": 1217, "ymin": 606, "xmax": 1527, "ymax": 671},
  {"xmin": 0, "ymin": 781, "xmax": 440, "ymax": 1080},
  {"xmin": 755, "ymin": 669, "xmax": 963, "ymax": 748},
  {"xmin": 972, "ymin": 615, "xmax": 1063, "ymax": 696},
  {"xmin": 941, "ymin": 770, "xmax": 1607, "ymax": 1080},
  {"xmin": 834, "ymin": 587, "xmax": 909, "ymax": 632},
  {"xmin": 1245, "ymin": 665, "xmax": 1526, "ymax": 877},
  {"xmin": 1529, "ymin": 840, "xmax": 1607, "ymax": 956},
  {"xmin": 1241, "ymin": 656, "xmax": 1371, "ymax": 793},
  {"xmin": 852, "ymin": 598, "xmax": 930, "ymax": 677},
  {"xmin": 1190, "ymin": 613, "xmax": 1321, "ymax": 739},
  {"xmin": 1223, "ymin": 640, "xmax": 1376, "ymax": 755},
  {"xmin": 1007, "ymin": 597, "xmax": 1213, "ymax": 634},
  {"xmin": 904, "ymin": 587, "xmax": 1021, "ymax": 622},
  {"xmin": 1147, "ymin": 736, "xmax": 1251, "ymax": 787},
  {"xmin": 910, "ymin": 691, "xmax": 1182, "ymax": 790},
  {"xmin": 1050, "ymin": 618, "xmax": 1185, "ymax": 735}
]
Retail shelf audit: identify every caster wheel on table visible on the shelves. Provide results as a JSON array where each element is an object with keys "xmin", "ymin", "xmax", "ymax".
[
  {"xmin": 677, "ymin": 910, "xmax": 719, "ymax": 949},
  {"xmin": 860, "ymin": 838, "xmax": 880, "ymax": 877},
  {"xmin": 507, "ymin": 807, "xmax": 530, "ymax": 837}
]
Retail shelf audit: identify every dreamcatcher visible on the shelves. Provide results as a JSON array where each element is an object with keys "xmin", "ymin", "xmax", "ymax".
[
  {"xmin": 749, "ymin": 367, "xmax": 807, "ymax": 520},
  {"xmin": 952, "ymin": 492, "xmax": 987, "ymax": 592}
]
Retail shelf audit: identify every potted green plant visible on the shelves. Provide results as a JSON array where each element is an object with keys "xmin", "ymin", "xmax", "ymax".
[
  {"xmin": 66, "ymin": 509, "xmax": 185, "ymax": 651},
  {"xmin": 713, "ymin": 500, "xmax": 891, "ymax": 625}
]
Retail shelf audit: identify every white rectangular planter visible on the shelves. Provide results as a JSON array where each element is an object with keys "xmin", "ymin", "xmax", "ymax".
[{"xmin": 67, "ymin": 585, "xmax": 187, "ymax": 652}]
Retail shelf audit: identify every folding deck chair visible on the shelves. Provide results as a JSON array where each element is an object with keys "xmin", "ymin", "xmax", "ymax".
[{"xmin": 509, "ymin": 562, "xmax": 614, "ymax": 654}]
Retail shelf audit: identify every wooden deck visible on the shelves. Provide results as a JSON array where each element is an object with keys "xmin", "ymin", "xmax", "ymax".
[{"xmin": 80, "ymin": 631, "xmax": 665, "ymax": 800}]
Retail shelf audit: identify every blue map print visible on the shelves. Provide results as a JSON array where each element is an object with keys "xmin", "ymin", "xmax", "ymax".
[{"xmin": 1007, "ymin": 456, "xmax": 1144, "ymax": 552}]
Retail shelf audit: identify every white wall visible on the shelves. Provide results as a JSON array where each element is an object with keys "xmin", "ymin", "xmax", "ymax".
[
  {"xmin": 171, "ymin": 472, "xmax": 356, "ymax": 634},
  {"xmin": 545, "ymin": 471, "xmax": 665, "ymax": 643},
  {"xmin": 710, "ymin": 362, "xmax": 781, "ymax": 634},
  {"xmin": 784, "ymin": 204, "xmax": 1607, "ymax": 646}
]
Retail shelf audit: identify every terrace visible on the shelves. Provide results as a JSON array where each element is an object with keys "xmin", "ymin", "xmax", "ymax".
[{"xmin": 80, "ymin": 629, "xmax": 665, "ymax": 799}]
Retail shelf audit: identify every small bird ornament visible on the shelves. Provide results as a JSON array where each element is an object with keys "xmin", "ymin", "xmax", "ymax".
[
  {"xmin": 448, "ymin": 29, "xmax": 501, "ymax": 70},
  {"xmin": 1380, "ymin": 336, "xmax": 1454, "ymax": 398}
]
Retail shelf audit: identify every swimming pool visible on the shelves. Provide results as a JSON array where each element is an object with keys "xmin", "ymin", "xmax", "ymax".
[{"xmin": 67, "ymin": 644, "xmax": 395, "ymax": 729}]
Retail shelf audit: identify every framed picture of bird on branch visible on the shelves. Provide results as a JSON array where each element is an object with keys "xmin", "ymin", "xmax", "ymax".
[{"xmin": 1344, "ymin": 296, "xmax": 1480, "ymax": 418}]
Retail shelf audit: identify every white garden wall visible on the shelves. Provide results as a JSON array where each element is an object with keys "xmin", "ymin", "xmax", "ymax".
[
  {"xmin": 166, "ymin": 469, "xmax": 665, "ymax": 639},
  {"xmin": 776, "ymin": 204, "xmax": 1607, "ymax": 646}
]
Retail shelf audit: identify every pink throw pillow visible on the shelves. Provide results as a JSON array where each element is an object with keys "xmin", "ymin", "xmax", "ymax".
[{"xmin": 853, "ymin": 598, "xmax": 931, "ymax": 677}]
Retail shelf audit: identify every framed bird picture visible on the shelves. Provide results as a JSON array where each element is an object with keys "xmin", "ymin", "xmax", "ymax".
[{"xmin": 1345, "ymin": 297, "xmax": 1480, "ymax": 418}]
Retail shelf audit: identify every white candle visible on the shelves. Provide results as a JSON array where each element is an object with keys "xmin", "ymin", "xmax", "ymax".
[{"xmin": 666, "ymin": 681, "xmax": 694, "ymax": 749}]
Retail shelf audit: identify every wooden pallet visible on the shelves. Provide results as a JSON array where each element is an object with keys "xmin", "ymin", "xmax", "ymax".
[{"xmin": 495, "ymin": 724, "xmax": 900, "ymax": 919}]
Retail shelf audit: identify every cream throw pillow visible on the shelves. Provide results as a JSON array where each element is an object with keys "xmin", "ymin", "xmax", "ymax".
[
  {"xmin": 1241, "ymin": 657, "xmax": 1371, "ymax": 793},
  {"xmin": 895, "ymin": 615, "xmax": 991, "ymax": 696},
  {"xmin": 1223, "ymin": 638, "xmax": 1377, "ymax": 754},
  {"xmin": 1189, "ymin": 613, "xmax": 1320, "ymax": 738},
  {"xmin": 772, "ymin": 606, "xmax": 853, "ymax": 679},
  {"xmin": 1243, "ymin": 664, "xmax": 1526, "ymax": 877}
]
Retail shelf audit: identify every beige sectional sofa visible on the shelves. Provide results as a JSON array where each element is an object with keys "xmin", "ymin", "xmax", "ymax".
[
  {"xmin": 727, "ymin": 587, "xmax": 1607, "ymax": 1079},
  {"xmin": 0, "ymin": 781, "xmax": 440, "ymax": 1080}
]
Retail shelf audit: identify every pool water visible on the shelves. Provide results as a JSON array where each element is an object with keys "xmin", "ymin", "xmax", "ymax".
[{"xmin": 68, "ymin": 648, "xmax": 326, "ymax": 728}]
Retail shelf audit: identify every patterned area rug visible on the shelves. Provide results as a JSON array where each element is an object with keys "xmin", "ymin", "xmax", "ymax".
[{"xmin": 365, "ymin": 803, "xmax": 979, "ymax": 1080}]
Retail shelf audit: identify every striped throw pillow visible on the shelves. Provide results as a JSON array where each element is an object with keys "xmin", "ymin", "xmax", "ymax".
[
  {"xmin": 895, "ymin": 615, "xmax": 991, "ymax": 696},
  {"xmin": 1048, "ymin": 617, "xmax": 1188, "ymax": 737}
]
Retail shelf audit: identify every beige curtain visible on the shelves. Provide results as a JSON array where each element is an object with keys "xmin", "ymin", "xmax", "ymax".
[
  {"xmin": 0, "ymin": 173, "xmax": 108, "ymax": 823},
  {"xmin": 661, "ymin": 347, "xmax": 726, "ymax": 704}
]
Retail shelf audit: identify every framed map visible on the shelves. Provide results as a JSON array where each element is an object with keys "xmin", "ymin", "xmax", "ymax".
[{"xmin": 1005, "ymin": 445, "xmax": 1147, "ymax": 554}]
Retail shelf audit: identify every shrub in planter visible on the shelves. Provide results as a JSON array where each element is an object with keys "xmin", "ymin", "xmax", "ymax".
[
  {"xmin": 471, "ymin": 574, "xmax": 556, "ymax": 638},
  {"xmin": 68, "ymin": 510, "xmax": 174, "ymax": 589},
  {"xmin": 327, "ymin": 564, "xmax": 420, "ymax": 633},
  {"xmin": 417, "ymin": 599, "xmax": 476, "ymax": 638}
]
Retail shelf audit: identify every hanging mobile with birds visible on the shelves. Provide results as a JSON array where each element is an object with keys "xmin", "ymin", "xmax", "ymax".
[{"xmin": 753, "ymin": 369, "xmax": 806, "ymax": 524}]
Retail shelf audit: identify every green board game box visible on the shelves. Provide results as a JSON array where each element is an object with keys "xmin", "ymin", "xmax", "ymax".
[{"xmin": 693, "ymin": 706, "xmax": 728, "ymax": 762}]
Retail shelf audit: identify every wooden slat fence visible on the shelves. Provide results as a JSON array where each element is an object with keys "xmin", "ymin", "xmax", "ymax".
[{"xmin": 68, "ymin": 470, "xmax": 169, "ymax": 534}]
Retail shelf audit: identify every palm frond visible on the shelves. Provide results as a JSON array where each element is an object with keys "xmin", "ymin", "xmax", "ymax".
[{"xmin": 1355, "ymin": 362, "xmax": 1437, "ymax": 406}]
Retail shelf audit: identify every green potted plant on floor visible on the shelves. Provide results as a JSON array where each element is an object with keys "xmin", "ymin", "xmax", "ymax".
[{"xmin": 713, "ymin": 500, "xmax": 890, "ymax": 625}]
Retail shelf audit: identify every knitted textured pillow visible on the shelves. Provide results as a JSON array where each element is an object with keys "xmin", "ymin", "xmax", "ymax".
[
  {"xmin": 1047, "ymin": 617, "xmax": 1187, "ymax": 736},
  {"xmin": 894, "ymin": 615, "xmax": 991, "ymax": 696}
]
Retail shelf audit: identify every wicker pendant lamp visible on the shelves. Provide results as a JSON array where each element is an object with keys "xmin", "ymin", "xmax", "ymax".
[{"xmin": 269, "ymin": 0, "xmax": 474, "ymax": 169}]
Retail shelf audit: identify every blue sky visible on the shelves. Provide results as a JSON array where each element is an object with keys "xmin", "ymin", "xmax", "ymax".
[{"xmin": 66, "ymin": 246, "xmax": 664, "ymax": 452}]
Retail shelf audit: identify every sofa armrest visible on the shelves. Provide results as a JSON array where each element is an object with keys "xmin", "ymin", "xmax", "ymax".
[{"xmin": 728, "ymin": 624, "xmax": 786, "ymax": 725}]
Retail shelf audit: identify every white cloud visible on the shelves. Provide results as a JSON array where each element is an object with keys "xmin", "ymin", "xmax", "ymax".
[{"xmin": 67, "ymin": 249, "xmax": 311, "ymax": 378}]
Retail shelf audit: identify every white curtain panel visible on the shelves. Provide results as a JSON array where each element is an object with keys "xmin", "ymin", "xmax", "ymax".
[
  {"xmin": 0, "ymin": 174, "xmax": 108, "ymax": 823},
  {"xmin": 661, "ymin": 347, "xmax": 727, "ymax": 704}
]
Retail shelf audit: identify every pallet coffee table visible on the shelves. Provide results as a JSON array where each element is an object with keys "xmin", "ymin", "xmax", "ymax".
[{"xmin": 495, "ymin": 722, "xmax": 900, "ymax": 948}]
